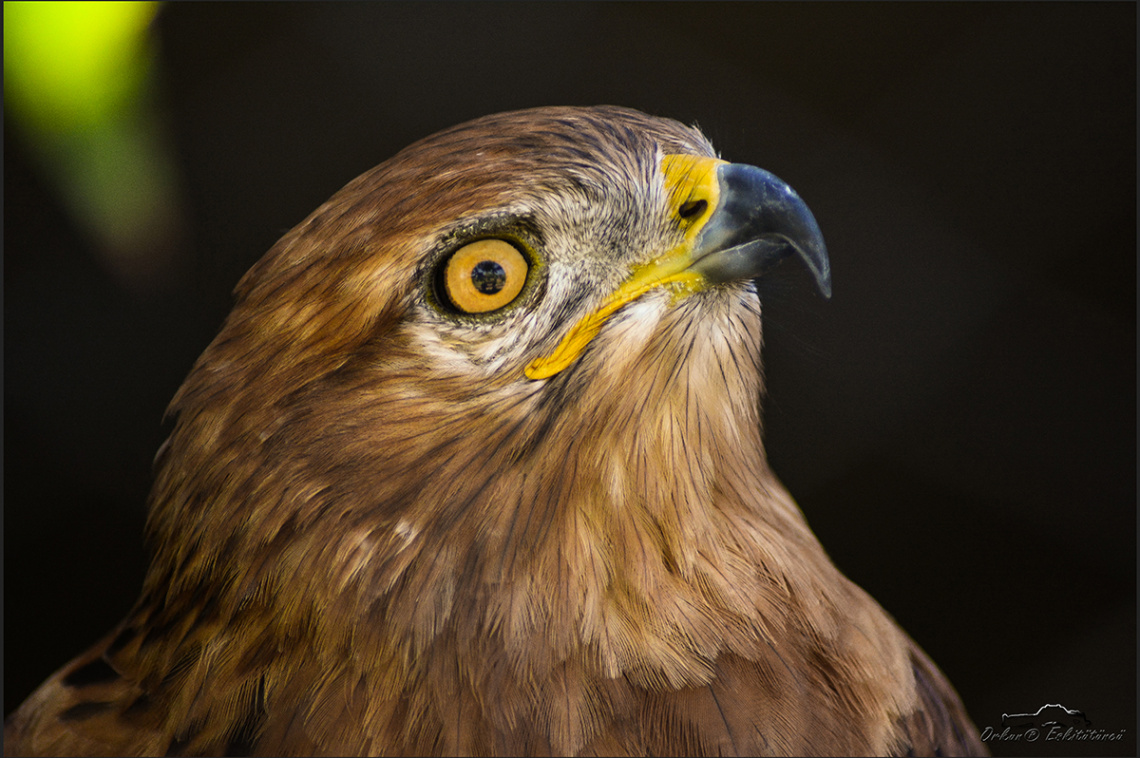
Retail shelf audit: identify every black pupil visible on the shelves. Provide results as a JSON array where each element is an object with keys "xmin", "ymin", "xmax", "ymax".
[{"xmin": 471, "ymin": 260, "xmax": 507, "ymax": 295}]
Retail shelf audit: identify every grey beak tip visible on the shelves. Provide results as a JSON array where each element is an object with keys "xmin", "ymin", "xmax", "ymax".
[
  {"xmin": 814, "ymin": 256, "xmax": 832, "ymax": 299},
  {"xmin": 819, "ymin": 277, "xmax": 833, "ymax": 299},
  {"xmin": 713, "ymin": 163, "xmax": 833, "ymax": 300}
]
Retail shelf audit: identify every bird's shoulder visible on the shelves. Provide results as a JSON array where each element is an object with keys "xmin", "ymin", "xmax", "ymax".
[
  {"xmin": 891, "ymin": 639, "xmax": 989, "ymax": 757},
  {"xmin": 583, "ymin": 642, "xmax": 986, "ymax": 756},
  {"xmin": 4, "ymin": 630, "xmax": 167, "ymax": 757}
]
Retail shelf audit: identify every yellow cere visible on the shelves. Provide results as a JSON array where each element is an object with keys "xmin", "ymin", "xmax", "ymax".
[{"xmin": 524, "ymin": 155, "xmax": 727, "ymax": 380}]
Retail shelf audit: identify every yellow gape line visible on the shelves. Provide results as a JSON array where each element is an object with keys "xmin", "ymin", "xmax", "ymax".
[{"xmin": 525, "ymin": 154, "xmax": 726, "ymax": 380}]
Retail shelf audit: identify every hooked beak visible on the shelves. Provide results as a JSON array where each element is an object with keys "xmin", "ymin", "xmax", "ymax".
[
  {"xmin": 525, "ymin": 155, "xmax": 830, "ymax": 381},
  {"xmin": 688, "ymin": 161, "xmax": 830, "ymax": 298}
]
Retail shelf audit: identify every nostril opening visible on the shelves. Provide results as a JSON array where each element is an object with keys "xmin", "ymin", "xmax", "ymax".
[{"xmin": 678, "ymin": 199, "xmax": 707, "ymax": 220}]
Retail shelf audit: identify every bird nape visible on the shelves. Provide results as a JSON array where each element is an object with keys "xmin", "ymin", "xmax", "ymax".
[{"xmin": 5, "ymin": 106, "xmax": 986, "ymax": 757}]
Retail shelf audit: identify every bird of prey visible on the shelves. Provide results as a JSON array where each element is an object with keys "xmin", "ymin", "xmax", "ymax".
[{"xmin": 5, "ymin": 106, "xmax": 985, "ymax": 757}]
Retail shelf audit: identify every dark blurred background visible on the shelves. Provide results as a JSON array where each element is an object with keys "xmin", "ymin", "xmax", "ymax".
[{"xmin": 4, "ymin": 3, "xmax": 1135, "ymax": 754}]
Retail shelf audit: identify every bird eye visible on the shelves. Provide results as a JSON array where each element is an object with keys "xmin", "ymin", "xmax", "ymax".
[{"xmin": 439, "ymin": 239, "xmax": 529, "ymax": 313}]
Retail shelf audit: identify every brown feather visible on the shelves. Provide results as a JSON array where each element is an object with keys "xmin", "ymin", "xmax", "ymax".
[{"xmin": 5, "ymin": 106, "xmax": 985, "ymax": 756}]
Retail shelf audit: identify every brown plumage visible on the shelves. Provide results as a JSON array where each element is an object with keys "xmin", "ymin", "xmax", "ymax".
[{"xmin": 5, "ymin": 106, "xmax": 985, "ymax": 757}]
